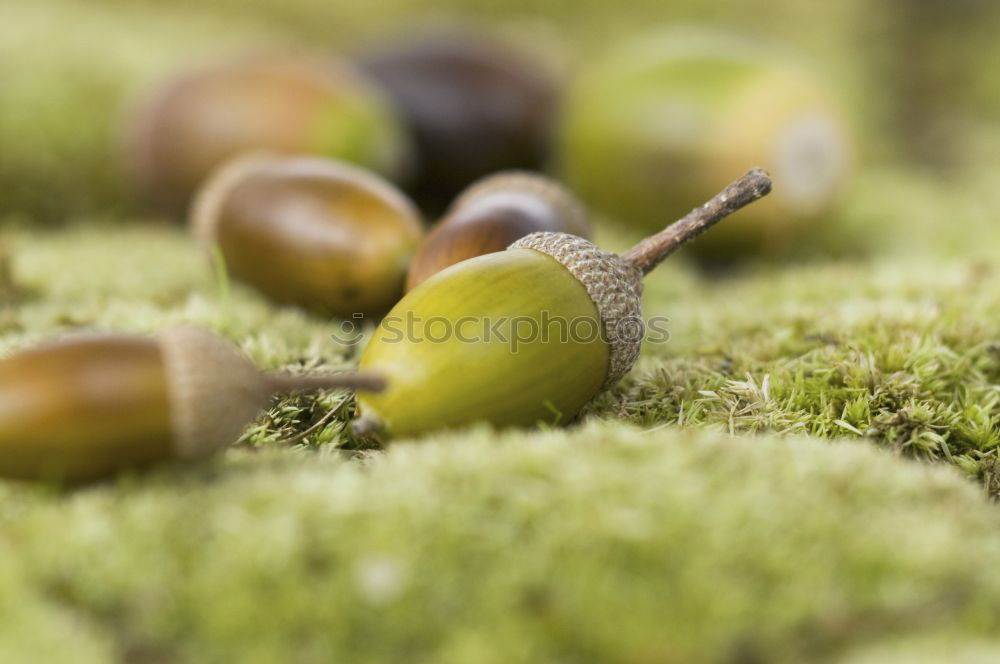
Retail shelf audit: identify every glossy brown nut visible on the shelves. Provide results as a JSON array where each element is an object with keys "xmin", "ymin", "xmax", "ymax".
[
  {"xmin": 194, "ymin": 154, "xmax": 423, "ymax": 316},
  {"xmin": 0, "ymin": 327, "xmax": 385, "ymax": 482},
  {"xmin": 406, "ymin": 172, "xmax": 589, "ymax": 291},
  {"xmin": 126, "ymin": 55, "xmax": 408, "ymax": 216},
  {"xmin": 358, "ymin": 31, "xmax": 557, "ymax": 210},
  {"xmin": 0, "ymin": 336, "xmax": 172, "ymax": 482}
]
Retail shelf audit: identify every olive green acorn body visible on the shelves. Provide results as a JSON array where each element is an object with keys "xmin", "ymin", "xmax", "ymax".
[
  {"xmin": 361, "ymin": 249, "xmax": 613, "ymax": 437},
  {"xmin": 0, "ymin": 327, "xmax": 382, "ymax": 482},
  {"xmin": 358, "ymin": 169, "xmax": 773, "ymax": 439},
  {"xmin": 193, "ymin": 154, "xmax": 423, "ymax": 316},
  {"xmin": 126, "ymin": 55, "xmax": 409, "ymax": 215},
  {"xmin": 406, "ymin": 172, "xmax": 589, "ymax": 290}
]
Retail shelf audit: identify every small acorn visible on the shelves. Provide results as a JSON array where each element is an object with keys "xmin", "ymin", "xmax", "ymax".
[
  {"xmin": 193, "ymin": 154, "xmax": 423, "ymax": 317},
  {"xmin": 356, "ymin": 168, "xmax": 772, "ymax": 438},
  {"xmin": 406, "ymin": 172, "xmax": 589, "ymax": 291},
  {"xmin": 558, "ymin": 29, "xmax": 851, "ymax": 260},
  {"xmin": 357, "ymin": 31, "xmax": 557, "ymax": 210},
  {"xmin": 126, "ymin": 54, "xmax": 409, "ymax": 215},
  {"xmin": 0, "ymin": 327, "xmax": 384, "ymax": 482}
]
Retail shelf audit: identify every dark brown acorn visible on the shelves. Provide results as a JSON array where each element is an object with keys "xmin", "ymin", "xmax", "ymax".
[
  {"xmin": 192, "ymin": 154, "xmax": 423, "ymax": 317},
  {"xmin": 406, "ymin": 172, "xmax": 589, "ymax": 291},
  {"xmin": 0, "ymin": 327, "xmax": 383, "ymax": 482},
  {"xmin": 126, "ymin": 54, "xmax": 409, "ymax": 216},
  {"xmin": 357, "ymin": 31, "xmax": 557, "ymax": 210}
]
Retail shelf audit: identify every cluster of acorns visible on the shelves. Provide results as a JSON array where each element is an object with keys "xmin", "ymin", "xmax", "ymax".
[{"xmin": 0, "ymin": 26, "xmax": 843, "ymax": 483}]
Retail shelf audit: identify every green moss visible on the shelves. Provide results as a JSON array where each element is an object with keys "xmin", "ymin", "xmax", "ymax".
[
  {"xmin": 0, "ymin": 425, "xmax": 997, "ymax": 662},
  {"xmin": 0, "ymin": 540, "xmax": 114, "ymax": 662}
]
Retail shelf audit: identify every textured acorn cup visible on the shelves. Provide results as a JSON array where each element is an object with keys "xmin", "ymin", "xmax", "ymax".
[
  {"xmin": 357, "ymin": 169, "xmax": 772, "ymax": 438},
  {"xmin": 126, "ymin": 54, "xmax": 408, "ymax": 216},
  {"xmin": 358, "ymin": 31, "xmax": 557, "ymax": 210},
  {"xmin": 406, "ymin": 172, "xmax": 589, "ymax": 291},
  {"xmin": 0, "ymin": 327, "xmax": 384, "ymax": 482},
  {"xmin": 193, "ymin": 154, "xmax": 423, "ymax": 316},
  {"xmin": 558, "ymin": 30, "xmax": 851, "ymax": 260}
]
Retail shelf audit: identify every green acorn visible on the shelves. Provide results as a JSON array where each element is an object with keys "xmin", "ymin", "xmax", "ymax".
[
  {"xmin": 357, "ymin": 168, "xmax": 772, "ymax": 438},
  {"xmin": 558, "ymin": 29, "xmax": 851, "ymax": 260},
  {"xmin": 0, "ymin": 327, "xmax": 383, "ymax": 482}
]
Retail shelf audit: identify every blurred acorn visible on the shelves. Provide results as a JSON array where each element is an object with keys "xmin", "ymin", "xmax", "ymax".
[
  {"xmin": 126, "ymin": 54, "xmax": 409, "ymax": 216},
  {"xmin": 406, "ymin": 172, "xmax": 589, "ymax": 290},
  {"xmin": 357, "ymin": 30, "xmax": 557, "ymax": 210},
  {"xmin": 193, "ymin": 154, "xmax": 423, "ymax": 316},
  {"xmin": 0, "ymin": 327, "xmax": 384, "ymax": 483},
  {"xmin": 558, "ymin": 30, "xmax": 853, "ymax": 261}
]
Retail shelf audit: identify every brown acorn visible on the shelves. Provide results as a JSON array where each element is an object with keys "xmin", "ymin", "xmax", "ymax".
[
  {"xmin": 0, "ymin": 327, "xmax": 384, "ymax": 482},
  {"xmin": 358, "ymin": 31, "xmax": 557, "ymax": 210},
  {"xmin": 406, "ymin": 172, "xmax": 589, "ymax": 291},
  {"xmin": 192, "ymin": 154, "xmax": 423, "ymax": 317},
  {"xmin": 126, "ymin": 54, "xmax": 409, "ymax": 216}
]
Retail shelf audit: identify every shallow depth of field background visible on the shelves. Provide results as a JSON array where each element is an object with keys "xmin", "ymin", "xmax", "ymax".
[{"xmin": 2, "ymin": 0, "xmax": 1000, "ymax": 662}]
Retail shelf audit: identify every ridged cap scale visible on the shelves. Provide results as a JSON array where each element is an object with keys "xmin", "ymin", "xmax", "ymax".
[{"xmin": 509, "ymin": 232, "xmax": 643, "ymax": 388}]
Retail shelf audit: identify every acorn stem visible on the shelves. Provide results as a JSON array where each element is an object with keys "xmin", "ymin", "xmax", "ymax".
[
  {"xmin": 267, "ymin": 371, "xmax": 387, "ymax": 395},
  {"xmin": 620, "ymin": 168, "xmax": 773, "ymax": 275}
]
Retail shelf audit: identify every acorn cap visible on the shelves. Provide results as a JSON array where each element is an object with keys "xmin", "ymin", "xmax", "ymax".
[
  {"xmin": 509, "ymin": 168, "xmax": 773, "ymax": 389},
  {"xmin": 510, "ymin": 233, "xmax": 643, "ymax": 387},
  {"xmin": 448, "ymin": 171, "xmax": 590, "ymax": 238},
  {"xmin": 158, "ymin": 327, "xmax": 274, "ymax": 459},
  {"xmin": 158, "ymin": 326, "xmax": 386, "ymax": 458}
]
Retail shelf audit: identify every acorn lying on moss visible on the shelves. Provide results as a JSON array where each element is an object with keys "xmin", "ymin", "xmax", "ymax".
[
  {"xmin": 126, "ymin": 54, "xmax": 409, "ymax": 215},
  {"xmin": 406, "ymin": 172, "xmax": 589, "ymax": 290},
  {"xmin": 358, "ymin": 31, "xmax": 557, "ymax": 210},
  {"xmin": 192, "ymin": 154, "xmax": 423, "ymax": 317},
  {"xmin": 0, "ymin": 327, "xmax": 383, "ymax": 482},
  {"xmin": 357, "ymin": 168, "xmax": 771, "ymax": 438},
  {"xmin": 558, "ymin": 30, "xmax": 852, "ymax": 260}
]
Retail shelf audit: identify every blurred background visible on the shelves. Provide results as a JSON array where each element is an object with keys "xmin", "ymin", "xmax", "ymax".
[{"xmin": 2, "ymin": 0, "xmax": 998, "ymax": 266}]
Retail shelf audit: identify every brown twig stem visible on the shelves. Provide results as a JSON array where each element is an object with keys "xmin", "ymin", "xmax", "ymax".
[
  {"xmin": 268, "ymin": 371, "xmax": 387, "ymax": 395},
  {"xmin": 621, "ymin": 168, "xmax": 773, "ymax": 275}
]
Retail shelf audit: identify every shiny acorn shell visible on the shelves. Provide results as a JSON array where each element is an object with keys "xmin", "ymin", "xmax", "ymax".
[
  {"xmin": 126, "ymin": 55, "xmax": 409, "ymax": 215},
  {"xmin": 359, "ymin": 234, "xmax": 642, "ymax": 438},
  {"xmin": 406, "ymin": 172, "xmax": 589, "ymax": 290},
  {"xmin": 0, "ymin": 327, "xmax": 379, "ymax": 482},
  {"xmin": 193, "ymin": 154, "xmax": 423, "ymax": 317}
]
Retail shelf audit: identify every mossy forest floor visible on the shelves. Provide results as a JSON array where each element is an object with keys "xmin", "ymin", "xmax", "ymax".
[{"xmin": 0, "ymin": 165, "xmax": 999, "ymax": 661}]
